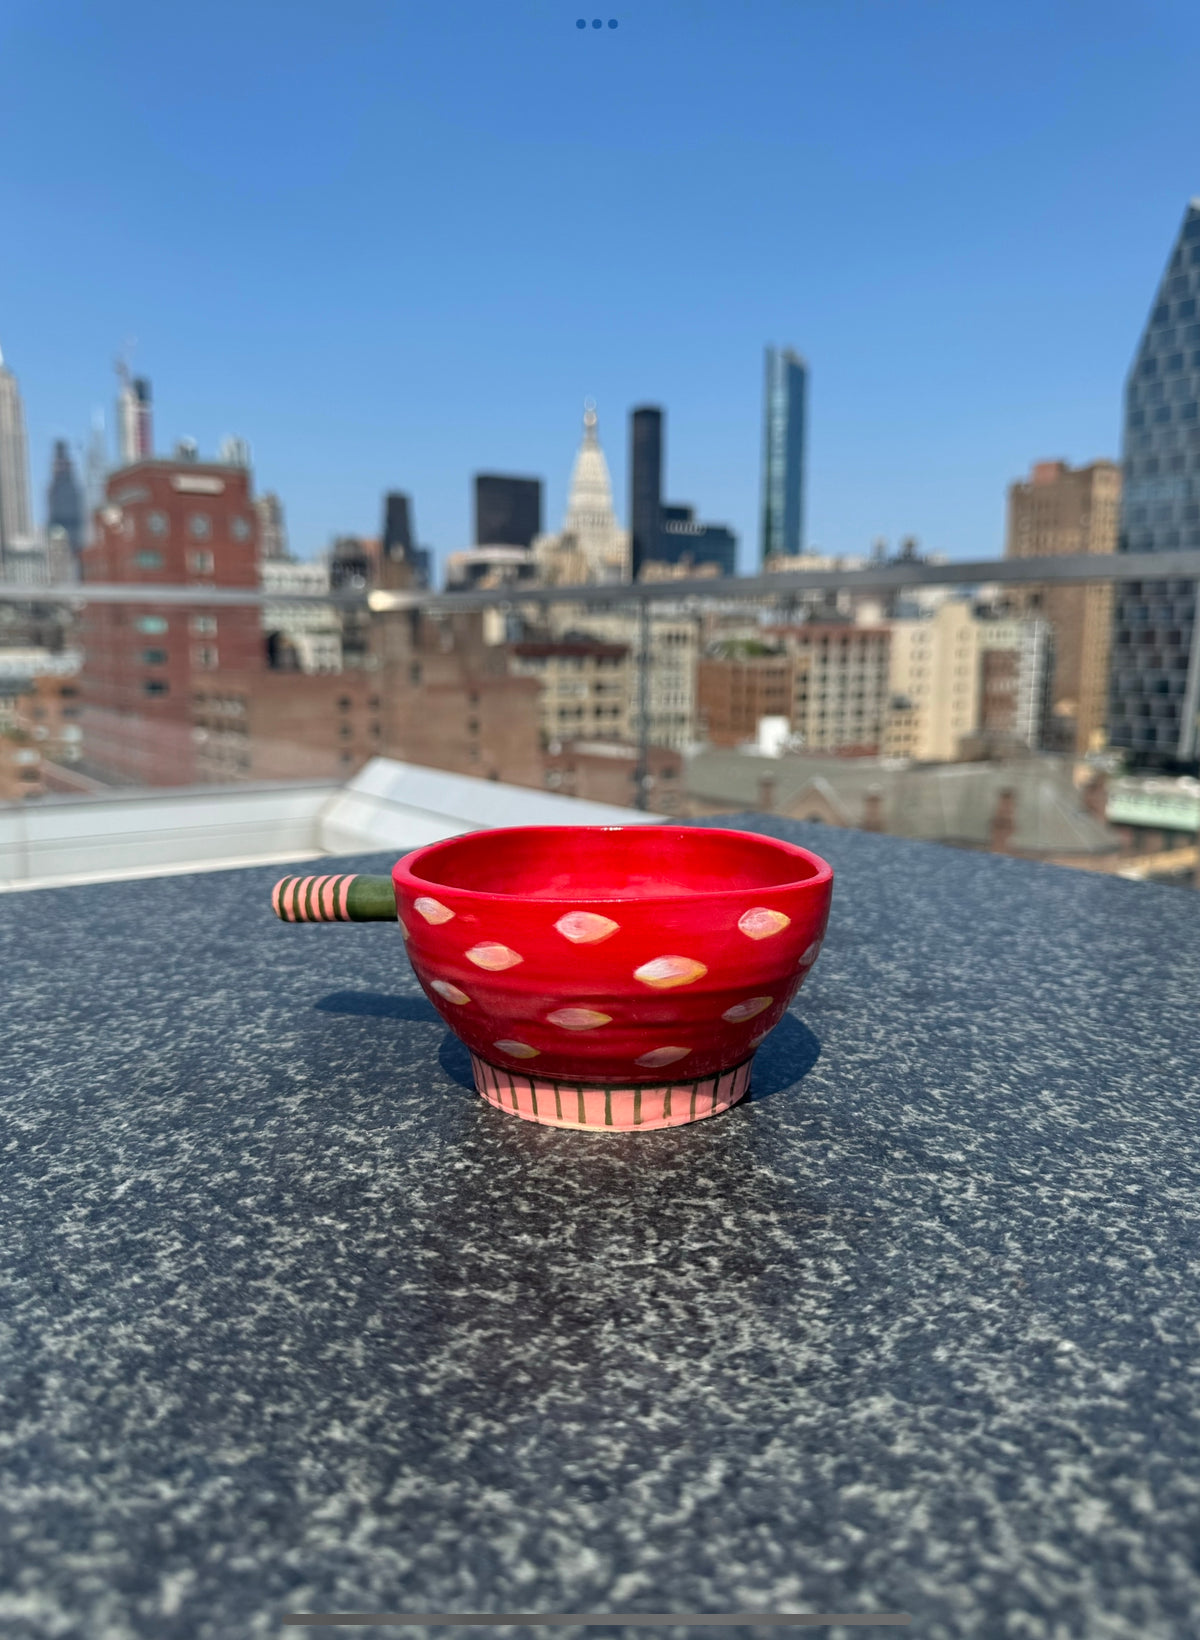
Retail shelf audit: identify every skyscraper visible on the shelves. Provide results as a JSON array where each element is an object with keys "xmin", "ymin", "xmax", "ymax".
[
  {"xmin": 474, "ymin": 474, "xmax": 542, "ymax": 548},
  {"xmin": 116, "ymin": 373, "xmax": 153, "ymax": 465},
  {"xmin": 0, "ymin": 343, "xmax": 34, "ymax": 564},
  {"xmin": 380, "ymin": 491, "xmax": 431, "ymax": 589},
  {"xmin": 1108, "ymin": 200, "xmax": 1200, "ymax": 764},
  {"xmin": 254, "ymin": 492, "xmax": 289, "ymax": 562},
  {"xmin": 46, "ymin": 440, "xmax": 85, "ymax": 557},
  {"xmin": 629, "ymin": 406, "xmax": 663, "ymax": 582},
  {"xmin": 760, "ymin": 347, "xmax": 807, "ymax": 562}
]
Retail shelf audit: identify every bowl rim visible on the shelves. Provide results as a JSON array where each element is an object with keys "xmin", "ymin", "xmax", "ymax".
[{"xmin": 392, "ymin": 824, "xmax": 834, "ymax": 907}]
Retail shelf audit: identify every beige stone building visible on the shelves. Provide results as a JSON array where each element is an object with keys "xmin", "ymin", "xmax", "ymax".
[
  {"xmin": 1005, "ymin": 458, "xmax": 1120, "ymax": 753},
  {"xmin": 509, "ymin": 637, "xmax": 631, "ymax": 745},
  {"xmin": 884, "ymin": 600, "xmax": 982, "ymax": 762},
  {"xmin": 767, "ymin": 623, "xmax": 891, "ymax": 753}
]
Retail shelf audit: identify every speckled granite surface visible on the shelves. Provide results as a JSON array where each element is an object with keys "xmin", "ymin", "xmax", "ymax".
[{"xmin": 3, "ymin": 818, "xmax": 1200, "ymax": 1640}]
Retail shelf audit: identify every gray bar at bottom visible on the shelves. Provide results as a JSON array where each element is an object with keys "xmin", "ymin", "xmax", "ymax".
[{"xmin": 280, "ymin": 1616, "xmax": 911, "ymax": 1629}]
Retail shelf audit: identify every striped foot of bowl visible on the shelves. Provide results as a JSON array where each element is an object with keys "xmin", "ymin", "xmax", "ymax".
[{"xmin": 469, "ymin": 1052, "xmax": 753, "ymax": 1131}]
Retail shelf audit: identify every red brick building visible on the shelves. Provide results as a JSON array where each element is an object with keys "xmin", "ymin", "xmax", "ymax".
[{"xmin": 79, "ymin": 459, "xmax": 263, "ymax": 784}]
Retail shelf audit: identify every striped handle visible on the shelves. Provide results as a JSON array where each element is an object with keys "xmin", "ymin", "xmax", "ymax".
[{"xmin": 271, "ymin": 873, "xmax": 397, "ymax": 923}]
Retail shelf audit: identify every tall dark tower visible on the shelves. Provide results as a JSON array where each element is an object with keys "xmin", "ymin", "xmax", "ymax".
[
  {"xmin": 46, "ymin": 439, "xmax": 85, "ymax": 555},
  {"xmin": 1108, "ymin": 199, "xmax": 1200, "ymax": 765},
  {"xmin": 382, "ymin": 492, "xmax": 414, "ymax": 559},
  {"xmin": 629, "ymin": 406, "xmax": 663, "ymax": 582},
  {"xmin": 474, "ymin": 474, "xmax": 542, "ymax": 548},
  {"xmin": 760, "ymin": 347, "xmax": 807, "ymax": 562}
]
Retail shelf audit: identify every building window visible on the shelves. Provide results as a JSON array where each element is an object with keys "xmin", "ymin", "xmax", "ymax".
[
  {"xmin": 187, "ymin": 549, "xmax": 215, "ymax": 574},
  {"xmin": 134, "ymin": 550, "xmax": 164, "ymax": 570},
  {"xmin": 141, "ymin": 648, "xmax": 168, "ymax": 665},
  {"xmin": 193, "ymin": 647, "xmax": 219, "ymax": 669},
  {"xmin": 189, "ymin": 513, "xmax": 212, "ymax": 539},
  {"xmin": 338, "ymin": 696, "xmax": 352, "ymax": 711},
  {"xmin": 146, "ymin": 511, "xmax": 169, "ymax": 536},
  {"xmin": 143, "ymin": 680, "xmax": 169, "ymax": 696},
  {"xmin": 231, "ymin": 517, "xmax": 252, "ymax": 541},
  {"xmin": 136, "ymin": 616, "xmax": 169, "ymax": 634},
  {"xmin": 190, "ymin": 615, "xmax": 218, "ymax": 635}
]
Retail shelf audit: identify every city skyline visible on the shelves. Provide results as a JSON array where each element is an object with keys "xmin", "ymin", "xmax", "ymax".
[{"xmin": 3, "ymin": 3, "xmax": 1198, "ymax": 573}]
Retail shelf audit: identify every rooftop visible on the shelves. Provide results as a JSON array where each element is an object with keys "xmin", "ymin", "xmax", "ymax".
[{"xmin": 5, "ymin": 816, "xmax": 1200, "ymax": 1634}]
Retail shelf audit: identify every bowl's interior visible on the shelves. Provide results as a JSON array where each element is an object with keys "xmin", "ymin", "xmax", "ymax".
[{"xmin": 405, "ymin": 826, "xmax": 824, "ymax": 901}]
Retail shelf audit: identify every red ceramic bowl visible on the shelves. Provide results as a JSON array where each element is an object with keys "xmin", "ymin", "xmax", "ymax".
[{"xmin": 393, "ymin": 825, "xmax": 833, "ymax": 1132}]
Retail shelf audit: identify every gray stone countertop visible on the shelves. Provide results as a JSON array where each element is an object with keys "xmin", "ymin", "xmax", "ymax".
[{"xmin": 3, "ymin": 817, "xmax": 1200, "ymax": 1640}]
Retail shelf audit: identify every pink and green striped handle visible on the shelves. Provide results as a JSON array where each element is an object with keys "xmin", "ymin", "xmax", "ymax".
[{"xmin": 271, "ymin": 872, "xmax": 397, "ymax": 922}]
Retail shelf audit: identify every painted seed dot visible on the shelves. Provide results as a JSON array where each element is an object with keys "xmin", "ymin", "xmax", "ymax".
[
  {"xmin": 723, "ymin": 995, "xmax": 774, "ymax": 1023},
  {"xmin": 799, "ymin": 939, "xmax": 822, "ymax": 965},
  {"xmin": 738, "ymin": 907, "xmax": 791, "ymax": 941},
  {"xmin": 414, "ymin": 896, "xmax": 454, "ymax": 924},
  {"xmin": 555, "ymin": 910, "xmax": 620, "ymax": 944},
  {"xmin": 465, "ymin": 942, "xmax": 524, "ymax": 971},
  {"xmin": 634, "ymin": 955, "xmax": 708, "ymax": 990},
  {"xmin": 749, "ymin": 1031, "xmax": 771, "ymax": 1049},
  {"xmin": 430, "ymin": 979, "xmax": 470, "ymax": 1006},
  {"xmin": 636, "ymin": 1046, "xmax": 691, "ymax": 1068},
  {"xmin": 494, "ymin": 1040, "xmax": 539, "ymax": 1059},
  {"xmin": 546, "ymin": 1007, "xmax": 612, "ymax": 1031}
]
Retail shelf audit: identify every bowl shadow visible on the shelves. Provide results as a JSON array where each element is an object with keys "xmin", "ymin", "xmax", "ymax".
[{"xmin": 315, "ymin": 990, "xmax": 820, "ymax": 1109}]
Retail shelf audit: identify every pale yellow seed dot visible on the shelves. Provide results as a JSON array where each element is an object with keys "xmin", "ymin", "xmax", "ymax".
[
  {"xmin": 414, "ymin": 896, "xmax": 454, "ymax": 925},
  {"xmin": 799, "ymin": 939, "xmax": 822, "ymax": 965},
  {"xmin": 636, "ymin": 1046, "xmax": 691, "ymax": 1068},
  {"xmin": 546, "ymin": 1007, "xmax": 613, "ymax": 1031},
  {"xmin": 722, "ymin": 995, "xmax": 774, "ymax": 1023},
  {"xmin": 465, "ymin": 942, "xmax": 524, "ymax": 971},
  {"xmin": 738, "ymin": 907, "xmax": 791, "ymax": 941},
  {"xmin": 430, "ymin": 979, "xmax": 470, "ymax": 1006},
  {"xmin": 633, "ymin": 955, "xmax": 708, "ymax": 990},
  {"xmin": 493, "ymin": 1040, "xmax": 539, "ymax": 1059},
  {"xmin": 555, "ymin": 911, "xmax": 620, "ymax": 945}
]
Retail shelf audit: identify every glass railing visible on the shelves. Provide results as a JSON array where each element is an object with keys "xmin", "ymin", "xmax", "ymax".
[{"xmin": 1, "ymin": 549, "xmax": 1198, "ymax": 890}]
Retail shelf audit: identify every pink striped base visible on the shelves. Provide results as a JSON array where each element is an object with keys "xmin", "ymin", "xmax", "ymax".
[{"xmin": 469, "ymin": 1052, "xmax": 753, "ymax": 1131}]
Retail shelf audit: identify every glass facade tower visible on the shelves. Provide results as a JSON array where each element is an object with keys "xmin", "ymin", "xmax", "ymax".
[
  {"xmin": 760, "ymin": 347, "xmax": 807, "ymax": 562},
  {"xmin": 1108, "ymin": 200, "xmax": 1200, "ymax": 763}
]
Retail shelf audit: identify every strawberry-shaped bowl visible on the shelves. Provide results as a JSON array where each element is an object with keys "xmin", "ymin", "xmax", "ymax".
[{"xmin": 272, "ymin": 825, "xmax": 833, "ymax": 1132}]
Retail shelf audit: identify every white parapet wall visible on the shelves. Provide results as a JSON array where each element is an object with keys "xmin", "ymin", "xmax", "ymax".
[
  {"xmin": 0, "ymin": 758, "xmax": 661, "ymax": 891},
  {"xmin": 315, "ymin": 758, "xmax": 662, "ymax": 855}
]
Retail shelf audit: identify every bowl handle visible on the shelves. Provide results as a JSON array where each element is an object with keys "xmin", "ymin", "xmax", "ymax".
[{"xmin": 271, "ymin": 873, "xmax": 397, "ymax": 923}]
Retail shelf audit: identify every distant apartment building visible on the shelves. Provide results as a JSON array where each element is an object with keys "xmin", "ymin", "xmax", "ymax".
[
  {"xmin": 770, "ymin": 623, "xmax": 892, "ymax": 754},
  {"xmin": 883, "ymin": 600, "xmax": 981, "ymax": 762},
  {"xmin": 651, "ymin": 505, "xmax": 737, "ymax": 577},
  {"xmin": 1109, "ymin": 200, "xmax": 1200, "ymax": 764},
  {"xmin": 509, "ymin": 636, "xmax": 631, "ymax": 745},
  {"xmin": 551, "ymin": 606, "xmax": 699, "ymax": 750},
  {"xmin": 975, "ymin": 616, "xmax": 1053, "ymax": 751},
  {"xmin": 79, "ymin": 457, "xmax": 264, "ymax": 784},
  {"xmin": 1005, "ymin": 458, "xmax": 1119, "ymax": 753},
  {"xmin": 261, "ymin": 558, "xmax": 342, "ymax": 674},
  {"xmin": 697, "ymin": 647, "xmax": 798, "ymax": 747}
]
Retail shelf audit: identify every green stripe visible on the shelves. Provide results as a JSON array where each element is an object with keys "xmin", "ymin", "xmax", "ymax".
[
  {"xmin": 334, "ymin": 875, "xmax": 349, "ymax": 920},
  {"xmin": 554, "ymin": 1086, "xmax": 563, "ymax": 1121},
  {"xmin": 712, "ymin": 1075, "xmax": 720, "ymax": 1113},
  {"xmin": 509, "ymin": 1073, "xmax": 519, "ymax": 1110},
  {"xmin": 291, "ymin": 878, "xmax": 304, "ymax": 922},
  {"xmin": 689, "ymin": 1084, "xmax": 698, "ymax": 1121},
  {"xmin": 604, "ymin": 1089, "xmax": 612, "ymax": 1126},
  {"xmin": 662, "ymin": 1085, "xmax": 672, "ymax": 1120},
  {"xmin": 633, "ymin": 1088, "xmax": 641, "ymax": 1126},
  {"xmin": 530, "ymin": 1082, "xmax": 538, "ymax": 1118},
  {"xmin": 303, "ymin": 876, "xmax": 318, "ymax": 922},
  {"xmin": 577, "ymin": 1087, "xmax": 586, "ymax": 1125}
]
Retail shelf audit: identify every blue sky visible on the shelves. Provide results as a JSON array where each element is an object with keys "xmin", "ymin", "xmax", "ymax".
[{"xmin": 1, "ymin": 0, "xmax": 1199, "ymax": 576}]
